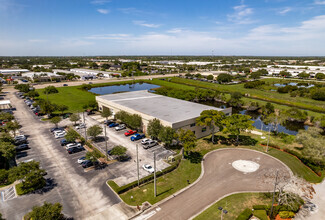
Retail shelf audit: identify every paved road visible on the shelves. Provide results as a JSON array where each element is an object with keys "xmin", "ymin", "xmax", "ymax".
[
  {"xmin": 147, "ymin": 148, "xmax": 291, "ymax": 220},
  {"xmin": 0, "ymin": 89, "xmax": 127, "ymax": 220},
  {"xmin": 30, "ymin": 73, "xmax": 181, "ymax": 89}
]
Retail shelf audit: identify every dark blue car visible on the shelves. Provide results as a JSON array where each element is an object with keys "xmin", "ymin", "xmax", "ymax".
[
  {"xmin": 108, "ymin": 123, "xmax": 119, "ymax": 128},
  {"xmin": 131, "ymin": 133, "xmax": 145, "ymax": 141},
  {"xmin": 60, "ymin": 139, "xmax": 71, "ymax": 146}
]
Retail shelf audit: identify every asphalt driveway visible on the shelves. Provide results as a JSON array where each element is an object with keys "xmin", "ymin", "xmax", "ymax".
[{"xmin": 146, "ymin": 148, "xmax": 291, "ymax": 220}]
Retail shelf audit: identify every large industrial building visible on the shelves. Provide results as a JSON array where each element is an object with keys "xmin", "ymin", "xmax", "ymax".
[{"xmin": 96, "ymin": 90, "xmax": 232, "ymax": 138}]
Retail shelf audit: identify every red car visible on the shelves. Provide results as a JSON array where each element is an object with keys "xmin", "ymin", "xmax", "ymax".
[{"xmin": 124, "ymin": 130, "xmax": 137, "ymax": 136}]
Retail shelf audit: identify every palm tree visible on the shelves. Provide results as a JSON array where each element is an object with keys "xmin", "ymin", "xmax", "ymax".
[{"xmin": 196, "ymin": 110, "xmax": 225, "ymax": 143}]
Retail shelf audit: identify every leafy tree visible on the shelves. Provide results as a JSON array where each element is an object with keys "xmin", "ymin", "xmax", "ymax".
[
  {"xmin": 87, "ymin": 125, "xmax": 103, "ymax": 140},
  {"xmin": 69, "ymin": 113, "xmax": 80, "ymax": 125},
  {"xmin": 196, "ymin": 110, "xmax": 225, "ymax": 143},
  {"xmin": 110, "ymin": 145, "xmax": 127, "ymax": 161},
  {"xmin": 80, "ymin": 84, "xmax": 92, "ymax": 91},
  {"xmin": 50, "ymin": 116, "xmax": 62, "ymax": 128},
  {"xmin": 147, "ymin": 118, "xmax": 163, "ymax": 139},
  {"xmin": 43, "ymin": 86, "xmax": 58, "ymax": 94},
  {"xmin": 64, "ymin": 129, "xmax": 79, "ymax": 142},
  {"xmin": 0, "ymin": 112, "xmax": 14, "ymax": 122},
  {"xmin": 158, "ymin": 126, "xmax": 175, "ymax": 146},
  {"xmin": 85, "ymin": 151, "xmax": 98, "ymax": 162},
  {"xmin": 25, "ymin": 202, "xmax": 64, "ymax": 220},
  {"xmin": 21, "ymin": 169, "xmax": 46, "ymax": 192},
  {"xmin": 8, "ymin": 161, "xmax": 41, "ymax": 182},
  {"xmin": 310, "ymin": 88, "xmax": 325, "ymax": 101},
  {"xmin": 222, "ymin": 114, "xmax": 254, "ymax": 144},
  {"xmin": 176, "ymin": 129, "xmax": 196, "ymax": 157},
  {"xmin": 297, "ymin": 71, "xmax": 310, "ymax": 79},
  {"xmin": 27, "ymin": 90, "xmax": 39, "ymax": 98},
  {"xmin": 0, "ymin": 169, "xmax": 9, "ymax": 185},
  {"xmin": 101, "ymin": 108, "xmax": 112, "ymax": 120},
  {"xmin": 250, "ymin": 72, "xmax": 262, "ymax": 79},
  {"xmin": 57, "ymin": 104, "xmax": 69, "ymax": 114},
  {"xmin": 14, "ymin": 84, "xmax": 30, "ymax": 93},
  {"xmin": 279, "ymin": 70, "xmax": 291, "ymax": 77},
  {"xmin": 217, "ymin": 73, "xmax": 233, "ymax": 83},
  {"xmin": 283, "ymin": 108, "xmax": 308, "ymax": 122},
  {"xmin": 129, "ymin": 114, "xmax": 142, "ymax": 130},
  {"xmin": 38, "ymin": 100, "xmax": 57, "ymax": 116},
  {"xmin": 0, "ymin": 142, "xmax": 16, "ymax": 168},
  {"xmin": 315, "ymin": 72, "xmax": 325, "ymax": 80},
  {"xmin": 206, "ymin": 75, "xmax": 214, "ymax": 80},
  {"xmin": 227, "ymin": 92, "xmax": 244, "ymax": 107},
  {"xmin": 4, "ymin": 120, "xmax": 20, "ymax": 137}
]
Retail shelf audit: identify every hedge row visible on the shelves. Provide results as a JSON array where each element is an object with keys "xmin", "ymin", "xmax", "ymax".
[
  {"xmin": 236, "ymin": 208, "xmax": 252, "ymax": 220},
  {"xmin": 260, "ymin": 143, "xmax": 324, "ymax": 176},
  {"xmin": 253, "ymin": 204, "xmax": 301, "ymax": 215},
  {"xmin": 109, "ymin": 158, "xmax": 181, "ymax": 194}
]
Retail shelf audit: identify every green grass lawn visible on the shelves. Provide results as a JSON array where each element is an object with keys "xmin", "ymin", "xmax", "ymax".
[
  {"xmin": 194, "ymin": 193, "xmax": 273, "ymax": 220},
  {"xmin": 168, "ymin": 77, "xmax": 325, "ymax": 115},
  {"xmin": 37, "ymin": 86, "xmax": 96, "ymax": 113},
  {"xmin": 110, "ymin": 159, "xmax": 201, "ymax": 206}
]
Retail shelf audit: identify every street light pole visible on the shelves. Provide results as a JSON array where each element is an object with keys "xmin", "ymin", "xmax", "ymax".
[
  {"xmin": 136, "ymin": 144, "xmax": 140, "ymax": 186},
  {"xmin": 83, "ymin": 112, "xmax": 87, "ymax": 142},
  {"xmin": 104, "ymin": 125, "xmax": 108, "ymax": 160},
  {"xmin": 266, "ymin": 124, "xmax": 271, "ymax": 152},
  {"xmin": 154, "ymin": 152, "xmax": 157, "ymax": 197}
]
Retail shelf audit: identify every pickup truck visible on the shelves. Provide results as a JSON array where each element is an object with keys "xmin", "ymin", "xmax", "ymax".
[{"xmin": 130, "ymin": 133, "xmax": 145, "ymax": 141}]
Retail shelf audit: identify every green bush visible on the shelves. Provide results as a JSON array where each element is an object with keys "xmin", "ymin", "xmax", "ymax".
[
  {"xmin": 0, "ymin": 169, "xmax": 10, "ymax": 186},
  {"xmin": 244, "ymin": 80, "xmax": 265, "ymax": 89},
  {"xmin": 253, "ymin": 210, "xmax": 268, "ymax": 220},
  {"xmin": 236, "ymin": 208, "xmax": 252, "ymax": 220},
  {"xmin": 109, "ymin": 158, "xmax": 181, "ymax": 194},
  {"xmin": 253, "ymin": 205, "xmax": 268, "ymax": 210},
  {"xmin": 279, "ymin": 211, "xmax": 295, "ymax": 218}
]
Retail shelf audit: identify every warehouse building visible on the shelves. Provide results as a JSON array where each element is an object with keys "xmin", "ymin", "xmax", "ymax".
[{"xmin": 96, "ymin": 90, "xmax": 232, "ymax": 138}]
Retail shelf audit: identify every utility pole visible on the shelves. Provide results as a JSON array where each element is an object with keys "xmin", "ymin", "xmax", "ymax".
[
  {"xmin": 136, "ymin": 144, "xmax": 140, "ymax": 186},
  {"xmin": 104, "ymin": 125, "xmax": 108, "ymax": 160},
  {"xmin": 270, "ymin": 170, "xmax": 279, "ymax": 218},
  {"xmin": 83, "ymin": 112, "xmax": 87, "ymax": 142},
  {"xmin": 266, "ymin": 124, "xmax": 271, "ymax": 152},
  {"xmin": 154, "ymin": 152, "xmax": 157, "ymax": 197}
]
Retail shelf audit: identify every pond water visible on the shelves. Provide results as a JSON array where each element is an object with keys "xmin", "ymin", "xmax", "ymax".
[
  {"xmin": 202, "ymin": 100, "xmax": 308, "ymax": 135},
  {"xmin": 89, "ymin": 83, "xmax": 160, "ymax": 95},
  {"xmin": 274, "ymin": 82, "xmax": 314, "ymax": 88}
]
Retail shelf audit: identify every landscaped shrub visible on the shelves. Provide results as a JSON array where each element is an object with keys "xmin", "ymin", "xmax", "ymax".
[
  {"xmin": 253, "ymin": 210, "xmax": 268, "ymax": 220},
  {"xmin": 253, "ymin": 205, "xmax": 268, "ymax": 210},
  {"xmin": 279, "ymin": 211, "xmax": 295, "ymax": 219},
  {"xmin": 109, "ymin": 157, "xmax": 181, "ymax": 194},
  {"xmin": 236, "ymin": 208, "xmax": 253, "ymax": 220}
]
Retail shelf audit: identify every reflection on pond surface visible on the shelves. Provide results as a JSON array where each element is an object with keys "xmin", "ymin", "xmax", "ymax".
[{"xmin": 89, "ymin": 83, "xmax": 160, "ymax": 95}]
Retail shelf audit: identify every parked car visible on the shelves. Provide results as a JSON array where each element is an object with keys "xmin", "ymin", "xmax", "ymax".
[
  {"xmin": 60, "ymin": 139, "xmax": 71, "ymax": 146},
  {"xmin": 130, "ymin": 133, "xmax": 145, "ymax": 141},
  {"xmin": 54, "ymin": 131, "xmax": 66, "ymax": 136},
  {"xmin": 143, "ymin": 140, "xmax": 158, "ymax": 149},
  {"xmin": 78, "ymin": 156, "xmax": 87, "ymax": 164},
  {"xmin": 14, "ymin": 139, "xmax": 28, "ymax": 145},
  {"xmin": 108, "ymin": 122, "xmax": 119, "ymax": 128},
  {"xmin": 65, "ymin": 143, "xmax": 81, "ymax": 150},
  {"xmin": 15, "ymin": 144, "xmax": 29, "ymax": 151},
  {"xmin": 14, "ymin": 135, "xmax": 26, "ymax": 141},
  {"xmin": 104, "ymin": 120, "xmax": 114, "ymax": 125},
  {"xmin": 63, "ymin": 84, "xmax": 68, "ymax": 86},
  {"xmin": 88, "ymin": 82, "xmax": 93, "ymax": 84},
  {"xmin": 124, "ymin": 130, "xmax": 137, "ymax": 136},
  {"xmin": 67, "ymin": 146, "xmax": 83, "ymax": 154},
  {"xmin": 51, "ymin": 127, "xmax": 64, "ymax": 133},
  {"xmin": 115, "ymin": 124, "xmax": 126, "ymax": 131},
  {"xmin": 142, "ymin": 164, "xmax": 154, "ymax": 173},
  {"xmin": 141, "ymin": 138, "xmax": 152, "ymax": 145},
  {"xmin": 55, "ymin": 133, "xmax": 65, "ymax": 139},
  {"xmin": 82, "ymin": 160, "xmax": 95, "ymax": 168},
  {"xmin": 75, "ymin": 123, "xmax": 86, "ymax": 129},
  {"xmin": 119, "ymin": 154, "xmax": 131, "ymax": 162}
]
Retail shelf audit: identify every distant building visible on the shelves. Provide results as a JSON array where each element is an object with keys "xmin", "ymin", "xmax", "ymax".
[
  {"xmin": 96, "ymin": 90, "xmax": 232, "ymax": 138},
  {"xmin": 0, "ymin": 69, "xmax": 29, "ymax": 76},
  {"xmin": 22, "ymin": 72, "xmax": 65, "ymax": 82}
]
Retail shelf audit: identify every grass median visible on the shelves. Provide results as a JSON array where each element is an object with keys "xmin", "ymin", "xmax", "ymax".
[{"xmin": 193, "ymin": 192, "xmax": 272, "ymax": 220}]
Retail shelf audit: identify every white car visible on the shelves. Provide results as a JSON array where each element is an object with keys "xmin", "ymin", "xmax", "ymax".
[
  {"xmin": 53, "ymin": 130, "xmax": 66, "ymax": 135},
  {"xmin": 142, "ymin": 164, "xmax": 155, "ymax": 173},
  {"xmin": 66, "ymin": 143, "xmax": 81, "ymax": 149},
  {"xmin": 75, "ymin": 123, "xmax": 86, "ymax": 129},
  {"xmin": 55, "ymin": 133, "xmax": 65, "ymax": 139},
  {"xmin": 14, "ymin": 135, "xmax": 26, "ymax": 140},
  {"xmin": 78, "ymin": 156, "xmax": 87, "ymax": 164},
  {"xmin": 141, "ymin": 138, "xmax": 152, "ymax": 145}
]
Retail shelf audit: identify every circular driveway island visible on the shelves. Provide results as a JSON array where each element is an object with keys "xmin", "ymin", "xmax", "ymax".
[{"xmin": 148, "ymin": 148, "xmax": 291, "ymax": 220}]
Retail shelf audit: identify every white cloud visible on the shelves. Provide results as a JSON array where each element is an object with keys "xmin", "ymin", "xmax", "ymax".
[
  {"xmin": 91, "ymin": 0, "xmax": 110, "ymax": 5},
  {"xmin": 85, "ymin": 34, "xmax": 131, "ymax": 40},
  {"xmin": 314, "ymin": 0, "xmax": 325, "ymax": 5},
  {"xmin": 28, "ymin": 39, "xmax": 48, "ymax": 43},
  {"xmin": 97, "ymin": 9, "xmax": 110, "ymax": 14},
  {"xmin": 133, "ymin": 20, "xmax": 161, "ymax": 28},
  {"xmin": 227, "ymin": 4, "xmax": 254, "ymax": 24},
  {"xmin": 118, "ymin": 7, "xmax": 142, "ymax": 15},
  {"xmin": 278, "ymin": 7, "xmax": 292, "ymax": 15}
]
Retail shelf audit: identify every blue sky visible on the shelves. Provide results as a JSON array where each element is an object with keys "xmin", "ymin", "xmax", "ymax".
[{"xmin": 1, "ymin": 0, "xmax": 325, "ymax": 56}]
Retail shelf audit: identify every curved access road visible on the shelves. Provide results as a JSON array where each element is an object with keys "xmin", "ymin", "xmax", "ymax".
[{"xmin": 149, "ymin": 148, "xmax": 291, "ymax": 220}]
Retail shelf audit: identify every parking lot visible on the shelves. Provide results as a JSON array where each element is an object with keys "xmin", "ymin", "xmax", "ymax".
[
  {"xmin": 0, "ymin": 89, "xmax": 130, "ymax": 220},
  {"xmin": 76, "ymin": 113, "xmax": 175, "ymax": 186}
]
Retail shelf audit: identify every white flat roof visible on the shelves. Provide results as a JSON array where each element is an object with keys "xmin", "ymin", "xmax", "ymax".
[{"xmin": 97, "ymin": 90, "xmax": 228, "ymax": 124}]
